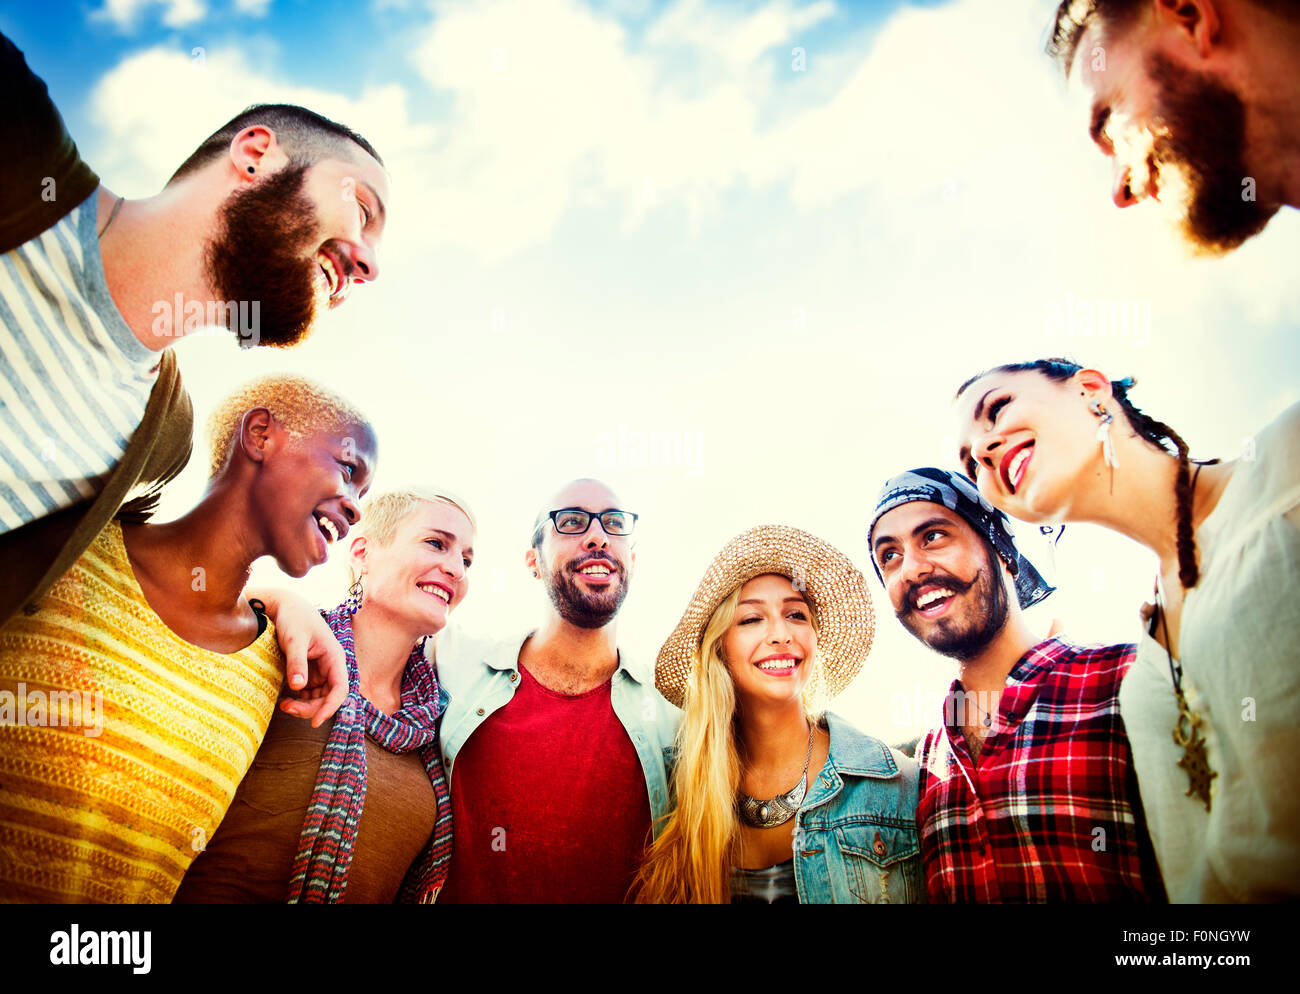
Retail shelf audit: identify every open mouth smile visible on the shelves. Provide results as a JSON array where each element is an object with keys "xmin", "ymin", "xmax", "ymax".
[
  {"xmin": 573, "ymin": 558, "xmax": 618, "ymax": 584},
  {"xmin": 755, "ymin": 654, "xmax": 801, "ymax": 674},
  {"xmin": 417, "ymin": 581, "xmax": 453, "ymax": 605},
  {"xmin": 999, "ymin": 442, "xmax": 1033, "ymax": 494},
  {"xmin": 315, "ymin": 511, "xmax": 347, "ymax": 544},
  {"xmin": 317, "ymin": 250, "xmax": 352, "ymax": 307},
  {"xmin": 911, "ymin": 584, "xmax": 957, "ymax": 618}
]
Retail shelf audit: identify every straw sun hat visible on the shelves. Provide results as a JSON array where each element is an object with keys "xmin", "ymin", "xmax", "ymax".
[{"xmin": 655, "ymin": 525, "xmax": 875, "ymax": 709}]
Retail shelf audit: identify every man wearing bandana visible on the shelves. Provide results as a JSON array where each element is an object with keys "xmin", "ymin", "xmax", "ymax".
[{"xmin": 868, "ymin": 468, "xmax": 1165, "ymax": 902}]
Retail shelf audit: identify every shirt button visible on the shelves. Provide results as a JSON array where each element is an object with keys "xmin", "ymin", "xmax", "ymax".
[
  {"xmin": 509, "ymin": 673, "xmax": 518, "ymax": 683},
  {"xmin": 476, "ymin": 707, "xmax": 485, "ymax": 716}
]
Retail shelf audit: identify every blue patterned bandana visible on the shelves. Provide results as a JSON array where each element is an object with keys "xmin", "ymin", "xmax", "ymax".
[{"xmin": 866, "ymin": 467, "xmax": 1055, "ymax": 610}]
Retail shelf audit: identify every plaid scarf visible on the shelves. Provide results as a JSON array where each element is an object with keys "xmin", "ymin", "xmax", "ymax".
[{"xmin": 286, "ymin": 603, "xmax": 453, "ymax": 903}]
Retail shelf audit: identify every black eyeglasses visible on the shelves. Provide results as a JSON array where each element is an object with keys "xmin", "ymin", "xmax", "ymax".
[{"xmin": 545, "ymin": 508, "xmax": 638, "ymax": 537}]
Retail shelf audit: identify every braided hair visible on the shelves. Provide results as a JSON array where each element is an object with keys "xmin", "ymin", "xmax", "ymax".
[{"xmin": 956, "ymin": 358, "xmax": 1201, "ymax": 589}]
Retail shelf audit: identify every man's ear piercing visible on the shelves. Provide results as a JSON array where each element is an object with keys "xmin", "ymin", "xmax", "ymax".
[{"xmin": 247, "ymin": 166, "xmax": 255, "ymax": 174}]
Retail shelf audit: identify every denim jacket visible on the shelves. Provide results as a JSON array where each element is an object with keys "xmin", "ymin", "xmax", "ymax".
[
  {"xmin": 432, "ymin": 626, "xmax": 680, "ymax": 831},
  {"xmin": 791, "ymin": 712, "xmax": 924, "ymax": 904}
]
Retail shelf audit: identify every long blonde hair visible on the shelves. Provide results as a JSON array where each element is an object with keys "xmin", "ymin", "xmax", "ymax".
[{"xmin": 631, "ymin": 577, "xmax": 823, "ymax": 904}]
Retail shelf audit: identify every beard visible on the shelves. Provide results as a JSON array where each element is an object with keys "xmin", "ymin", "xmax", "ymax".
[
  {"xmin": 1147, "ymin": 52, "xmax": 1278, "ymax": 255},
  {"xmin": 205, "ymin": 163, "xmax": 324, "ymax": 348},
  {"xmin": 896, "ymin": 545, "xmax": 1009, "ymax": 662},
  {"xmin": 543, "ymin": 552, "xmax": 630, "ymax": 630}
]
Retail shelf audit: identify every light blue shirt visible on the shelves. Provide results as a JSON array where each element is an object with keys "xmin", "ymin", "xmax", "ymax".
[{"xmin": 790, "ymin": 712, "xmax": 924, "ymax": 904}]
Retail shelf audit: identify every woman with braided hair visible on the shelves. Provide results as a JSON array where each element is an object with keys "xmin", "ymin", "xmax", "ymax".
[{"xmin": 952, "ymin": 358, "xmax": 1300, "ymax": 902}]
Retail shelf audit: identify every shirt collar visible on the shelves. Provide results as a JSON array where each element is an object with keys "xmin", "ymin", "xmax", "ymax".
[
  {"xmin": 823, "ymin": 712, "xmax": 901, "ymax": 780},
  {"xmin": 1007, "ymin": 634, "xmax": 1070, "ymax": 685},
  {"xmin": 483, "ymin": 631, "xmax": 650, "ymax": 685},
  {"xmin": 940, "ymin": 635, "xmax": 1070, "ymax": 699},
  {"xmin": 938, "ymin": 635, "xmax": 1076, "ymax": 737}
]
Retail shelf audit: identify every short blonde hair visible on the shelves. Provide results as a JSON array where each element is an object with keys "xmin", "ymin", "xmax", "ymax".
[
  {"xmin": 206, "ymin": 373, "xmax": 371, "ymax": 477},
  {"xmin": 349, "ymin": 487, "xmax": 477, "ymax": 583}
]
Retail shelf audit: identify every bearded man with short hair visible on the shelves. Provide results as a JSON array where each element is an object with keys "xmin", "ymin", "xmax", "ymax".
[
  {"xmin": 0, "ymin": 31, "xmax": 388, "ymax": 625},
  {"xmin": 434, "ymin": 478, "xmax": 679, "ymax": 903}
]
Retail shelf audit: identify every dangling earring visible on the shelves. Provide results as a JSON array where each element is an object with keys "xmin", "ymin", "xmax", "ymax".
[
  {"xmin": 1037, "ymin": 524, "xmax": 1066, "ymax": 580},
  {"xmin": 1090, "ymin": 399, "xmax": 1117, "ymax": 493},
  {"xmin": 345, "ymin": 577, "xmax": 364, "ymax": 615},
  {"xmin": 1089, "ymin": 400, "xmax": 1116, "ymax": 465}
]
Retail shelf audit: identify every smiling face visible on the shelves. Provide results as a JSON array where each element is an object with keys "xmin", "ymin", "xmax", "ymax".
[
  {"xmin": 1070, "ymin": 21, "xmax": 1276, "ymax": 253},
  {"xmin": 301, "ymin": 154, "xmax": 388, "ymax": 310},
  {"xmin": 528, "ymin": 479, "xmax": 635, "ymax": 630},
  {"xmin": 253, "ymin": 417, "xmax": 378, "ymax": 578},
  {"xmin": 206, "ymin": 152, "xmax": 388, "ymax": 347},
  {"xmin": 871, "ymin": 503, "xmax": 1011, "ymax": 661},
  {"xmin": 353, "ymin": 500, "xmax": 473, "ymax": 636},
  {"xmin": 954, "ymin": 369, "xmax": 1103, "ymax": 523},
  {"xmin": 721, "ymin": 574, "xmax": 817, "ymax": 709}
]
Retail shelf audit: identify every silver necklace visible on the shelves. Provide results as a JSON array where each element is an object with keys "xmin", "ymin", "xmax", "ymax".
[{"xmin": 738, "ymin": 722, "xmax": 814, "ymax": 829}]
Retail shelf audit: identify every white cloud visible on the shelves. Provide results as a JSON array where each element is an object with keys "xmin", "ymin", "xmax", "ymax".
[
  {"xmin": 408, "ymin": 0, "xmax": 847, "ymax": 259},
  {"xmin": 93, "ymin": 0, "xmax": 274, "ymax": 27},
  {"xmin": 93, "ymin": 0, "xmax": 208, "ymax": 30},
  {"xmin": 646, "ymin": 0, "xmax": 836, "ymax": 72},
  {"xmin": 86, "ymin": 44, "xmax": 433, "ymax": 196}
]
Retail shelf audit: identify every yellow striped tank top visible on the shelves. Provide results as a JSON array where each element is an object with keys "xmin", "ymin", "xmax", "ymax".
[{"xmin": 0, "ymin": 521, "xmax": 284, "ymax": 902}]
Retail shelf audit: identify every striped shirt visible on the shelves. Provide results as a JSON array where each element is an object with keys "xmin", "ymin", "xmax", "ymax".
[
  {"xmin": 0, "ymin": 192, "xmax": 160, "ymax": 535},
  {"xmin": 0, "ymin": 521, "xmax": 284, "ymax": 903},
  {"xmin": 916, "ymin": 637, "xmax": 1165, "ymax": 902}
]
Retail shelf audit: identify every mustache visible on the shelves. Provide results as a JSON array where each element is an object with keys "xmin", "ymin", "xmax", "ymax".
[
  {"xmin": 897, "ymin": 571, "xmax": 977, "ymax": 618},
  {"xmin": 320, "ymin": 237, "xmax": 358, "ymax": 280},
  {"xmin": 569, "ymin": 552, "xmax": 623, "ymax": 574}
]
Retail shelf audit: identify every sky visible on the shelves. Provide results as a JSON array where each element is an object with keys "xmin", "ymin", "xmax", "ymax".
[{"xmin": 4, "ymin": 0, "xmax": 1297, "ymax": 742}]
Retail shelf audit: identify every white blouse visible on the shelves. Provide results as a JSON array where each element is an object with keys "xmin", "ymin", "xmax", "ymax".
[{"xmin": 1121, "ymin": 401, "xmax": 1300, "ymax": 902}]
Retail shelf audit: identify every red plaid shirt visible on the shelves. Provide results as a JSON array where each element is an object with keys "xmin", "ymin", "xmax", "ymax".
[{"xmin": 916, "ymin": 637, "xmax": 1164, "ymax": 902}]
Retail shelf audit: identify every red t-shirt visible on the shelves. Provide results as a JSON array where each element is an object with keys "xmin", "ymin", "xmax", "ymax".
[{"xmin": 439, "ymin": 663, "xmax": 652, "ymax": 904}]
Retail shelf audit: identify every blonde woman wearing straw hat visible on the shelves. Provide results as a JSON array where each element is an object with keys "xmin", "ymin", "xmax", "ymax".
[{"xmin": 632, "ymin": 525, "xmax": 922, "ymax": 904}]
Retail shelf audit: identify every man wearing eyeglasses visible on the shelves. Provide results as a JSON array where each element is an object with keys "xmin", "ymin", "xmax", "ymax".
[{"xmin": 435, "ymin": 478, "xmax": 678, "ymax": 903}]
